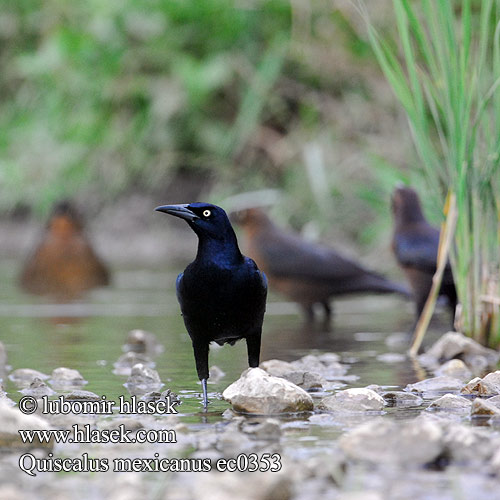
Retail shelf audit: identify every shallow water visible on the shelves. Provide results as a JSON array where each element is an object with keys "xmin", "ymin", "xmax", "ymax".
[
  {"xmin": 0, "ymin": 260, "xmax": 425, "ymax": 413},
  {"xmin": 4, "ymin": 259, "xmax": 482, "ymax": 499}
]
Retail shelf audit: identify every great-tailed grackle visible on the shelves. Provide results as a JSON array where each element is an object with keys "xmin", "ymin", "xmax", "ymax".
[
  {"xmin": 20, "ymin": 201, "xmax": 110, "ymax": 300},
  {"xmin": 232, "ymin": 208, "xmax": 408, "ymax": 323},
  {"xmin": 155, "ymin": 202, "xmax": 267, "ymax": 408},
  {"xmin": 391, "ymin": 185, "xmax": 457, "ymax": 325}
]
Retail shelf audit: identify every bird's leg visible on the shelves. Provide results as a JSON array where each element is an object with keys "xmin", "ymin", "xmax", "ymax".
[
  {"xmin": 301, "ymin": 303, "xmax": 315, "ymax": 323},
  {"xmin": 246, "ymin": 333, "xmax": 261, "ymax": 368},
  {"xmin": 192, "ymin": 341, "xmax": 210, "ymax": 408},
  {"xmin": 201, "ymin": 378, "xmax": 208, "ymax": 409}
]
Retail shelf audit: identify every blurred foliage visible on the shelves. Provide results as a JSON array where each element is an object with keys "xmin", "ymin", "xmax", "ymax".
[{"xmin": 0, "ymin": 0, "xmax": 415, "ymax": 251}]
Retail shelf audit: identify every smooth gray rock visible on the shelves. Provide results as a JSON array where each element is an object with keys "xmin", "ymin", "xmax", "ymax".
[
  {"xmin": 382, "ymin": 391, "xmax": 423, "ymax": 407},
  {"xmin": 435, "ymin": 359, "xmax": 472, "ymax": 381},
  {"xmin": 222, "ymin": 368, "xmax": 314, "ymax": 414},
  {"xmin": 9, "ymin": 368, "xmax": 49, "ymax": 388},
  {"xmin": 124, "ymin": 363, "xmax": 163, "ymax": 396},
  {"xmin": 471, "ymin": 398, "xmax": 500, "ymax": 417},
  {"xmin": 427, "ymin": 393, "xmax": 472, "ymax": 411},
  {"xmin": 419, "ymin": 332, "xmax": 499, "ymax": 370},
  {"xmin": 405, "ymin": 376, "xmax": 464, "ymax": 394},
  {"xmin": 113, "ymin": 351, "xmax": 155, "ymax": 376},
  {"xmin": 261, "ymin": 359, "xmax": 325, "ymax": 390},
  {"xmin": 319, "ymin": 388, "xmax": 385, "ymax": 412},
  {"xmin": 461, "ymin": 371, "xmax": 500, "ymax": 396},
  {"xmin": 64, "ymin": 390, "xmax": 101, "ymax": 401},
  {"xmin": 291, "ymin": 354, "xmax": 347, "ymax": 379},
  {"xmin": 339, "ymin": 417, "xmax": 444, "ymax": 465},
  {"xmin": 50, "ymin": 367, "xmax": 87, "ymax": 389},
  {"xmin": 0, "ymin": 401, "xmax": 53, "ymax": 450},
  {"xmin": 19, "ymin": 377, "xmax": 56, "ymax": 398},
  {"xmin": 123, "ymin": 329, "xmax": 162, "ymax": 355},
  {"xmin": 444, "ymin": 423, "xmax": 497, "ymax": 463}
]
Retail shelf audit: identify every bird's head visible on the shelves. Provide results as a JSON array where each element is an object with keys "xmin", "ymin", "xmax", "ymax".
[
  {"xmin": 230, "ymin": 208, "xmax": 272, "ymax": 234},
  {"xmin": 155, "ymin": 202, "xmax": 235, "ymax": 240},
  {"xmin": 48, "ymin": 200, "xmax": 83, "ymax": 235},
  {"xmin": 391, "ymin": 185, "xmax": 425, "ymax": 225}
]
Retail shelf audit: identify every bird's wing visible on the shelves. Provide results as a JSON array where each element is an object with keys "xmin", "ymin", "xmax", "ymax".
[
  {"xmin": 175, "ymin": 272, "xmax": 184, "ymax": 305},
  {"xmin": 258, "ymin": 231, "xmax": 371, "ymax": 282},
  {"xmin": 393, "ymin": 231, "xmax": 440, "ymax": 274}
]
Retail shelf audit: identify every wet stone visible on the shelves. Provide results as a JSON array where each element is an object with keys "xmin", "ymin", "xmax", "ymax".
[
  {"xmin": 222, "ymin": 367, "xmax": 314, "ymax": 414},
  {"xmin": 382, "ymin": 391, "xmax": 423, "ymax": 408},
  {"xmin": 427, "ymin": 393, "xmax": 472, "ymax": 411},
  {"xmin": 140, "ymin": 388, "xmax": 181, "ymax": 407},
  {"xmin": 124, "ymin": 363, "xmax": 163, "ymax": 396},
  {"xmin": 318, "ymin": 388, "xmax": 385, "ymax": 412},
  {"xmin": 291, "ymin": 354, "xmax": 348, "ymax": 379},
  {"xmin": 0, "ymin": 401, "xmax": 53, "ymax": 450},
  {"xmin": 113, "ymin": 351, "xmax": 155, "ymax": 376},
  {"xmin": 64, "ymin": 390, "xmax": 101, "ymax": 401},
  {"xmin": 50, "ymin": 367, "xmax": 87, "ymax": 389},
  {"xmin": 123, "ymin": 329, "xmax": 162, "ymax": 355},
  {"xmin": 19, "ymin": 377, "xmax": 56, "ymax": 398},
  {"xmin": 471, "ymin": 398, "xmax": 500, "ymax": 417},
  {"xmin": 419, "ymin": 331, "xmax": 499, "ymax": 371},
  {"xmin": 461, "ymin": 371, "xmax": 500, "ymax": 396},
  {"xmin": 405, "ymin": 376, "xmax": 464, "ymax": 394},
  {"xmin": 444, "ymin": 422, "xmax": 497, "ymax": 464},
  {"xmin": 281, "ymin": 370, "xmax": 325, "ymax": 391},
  {"xmin": 8, "ymin": 368, "xmax": 49, "ymax": 388},
  {"xmin": 339, "ymin": 417, "xmax": 444, "ymax": 466},
  {"xmin": 435, "ymin": 359, "xmax": 473, "ymax": 381},
  {"xmin": 260, "ymin": 359, "xmax": 296, "ymax": 377}
]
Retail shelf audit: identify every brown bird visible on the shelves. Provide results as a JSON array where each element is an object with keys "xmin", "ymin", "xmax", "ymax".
[
  {"xmin": 20, "ymin": 201, "xmax": 110, "ymax": 300},
  {"xmin": 232, "ymin": 207, "xmax": 409, "ymax": 323},
  {"xmin": 391, "ymin": 185, "xmax": 457, "ymax": 325}
]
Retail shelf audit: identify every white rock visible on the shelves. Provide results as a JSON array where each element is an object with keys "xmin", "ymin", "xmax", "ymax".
[
  {"xmin": 0, "ymin": 401, "xmax": 53, "ymax": 450},
  {"xmin": 339, "ymin": 417, "xmax": 444, "ymax": 465},
  {"xmin": 471, "ymin": 398, "xmax": 500, "ymax": 417},
  {"xmin": 50, "ymin": 367, "xmax": 87, "ymax": 388},
  {"xmin": 405, "ymin": 376, "xmax": 464, "ymax": 394},
  {"xmin": 461, "ymin": 371, "xmax": 500, "ymax": 396},
  {"xmin": 435, "ymin": 359, "xmax": 472, "ymax": 381},
  {"xmin": 419, "ymin": 332, "xmax": 499, "ymax": 369},
  {"xmin": 319, "ymin": 388, "xmax": 385, "ymax": 412},
  {"xmin": 9, "ymin": 369, "xmax": 49, "ymax": 388},
  {"xmin": 124, "ymin": 363, "xmax": 162, "ymax": 396},
  {"xmin": 427, "ymin": 393, "xmax": 472, "ymax": 410},
  {"xmin": 222, "ymin": 368, "xmax": 314, "ymax": 414}
]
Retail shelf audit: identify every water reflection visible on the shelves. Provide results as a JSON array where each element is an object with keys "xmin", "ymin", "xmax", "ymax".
[{"xmin": 0, "ymin": 267, "xmax": 450, "ymax": 419}]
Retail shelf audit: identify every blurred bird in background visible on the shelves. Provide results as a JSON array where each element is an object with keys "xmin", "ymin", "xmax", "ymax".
[
  {"xmin": 19, "ymin": 201, "xmax": 110, "ymax": 300},
  {"xmin": 232, "ymin": 207, "xmax": 409, "ymax": 324},
  {"xmin": 391, "ymin": 185, "xmax": 457, "ymax": 327}
]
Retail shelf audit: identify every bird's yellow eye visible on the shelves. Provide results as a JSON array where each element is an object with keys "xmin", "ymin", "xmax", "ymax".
[{"xmin": 203, "ymin": 209, "xmax": 211, "ymax": 218}]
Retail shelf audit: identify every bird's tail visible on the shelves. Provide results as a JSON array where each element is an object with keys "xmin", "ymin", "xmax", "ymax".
[{"xmin": 354, "ymin": 274, "xmax": 411, "ymax": 298}]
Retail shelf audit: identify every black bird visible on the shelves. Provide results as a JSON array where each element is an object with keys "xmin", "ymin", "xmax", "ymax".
[
  {"xmin": 232, "ymin": 208, "xmax": 409, "ymax": 323},
  {"xmin": 155, "ymin": 202, "xmax": 267, "ymax": 408},
  {"xmin": 391, "ymin": 185, "xmax": 457, "ymax": 326}
]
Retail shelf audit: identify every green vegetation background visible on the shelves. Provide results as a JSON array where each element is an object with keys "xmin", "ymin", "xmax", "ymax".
[{"xmin": 0, "ymin": 0, "xmax": 425, "ymax": 248}]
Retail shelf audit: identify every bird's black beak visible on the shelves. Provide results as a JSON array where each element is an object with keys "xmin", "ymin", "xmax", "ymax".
[{"xmin": 155, "ymin": 204, "xmax": 200, "ymax": 222}]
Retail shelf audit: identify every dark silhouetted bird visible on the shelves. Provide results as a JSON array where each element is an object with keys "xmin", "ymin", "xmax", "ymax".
[
  {"xmin": 232, "ymin": 208, "xmax": 408, "ymax": 323},
  {"xmin": 155, "ymin": 202, "xmax": 267, "ymax": 408},
  {"xmin": 391, "ymin": 185, "xmax": 457, "ymax": 325},
  {"xmin": 19, "ymin": 201, "xmax": 110, "ymax": 300}
]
